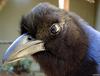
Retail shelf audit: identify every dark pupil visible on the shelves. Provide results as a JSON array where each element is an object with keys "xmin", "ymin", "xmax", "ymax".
[{"xmin": 50, "ymin": 26, "xmax": 57, "ymax": 34}]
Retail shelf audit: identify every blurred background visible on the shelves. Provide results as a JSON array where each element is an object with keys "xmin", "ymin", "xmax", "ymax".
[{"xmin": 0, "ymin": 0, "xmax": 99, "ymax": 76}]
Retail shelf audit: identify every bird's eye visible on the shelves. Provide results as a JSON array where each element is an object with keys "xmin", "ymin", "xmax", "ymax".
[{"xmin": 49, "ymin": 23, "xmax": 61, "ymax": 35}]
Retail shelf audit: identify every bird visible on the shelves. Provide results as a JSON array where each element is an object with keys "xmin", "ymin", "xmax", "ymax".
[{"xmin": 2, "ymin": 3, "xmax": 100, "ymax": 76}]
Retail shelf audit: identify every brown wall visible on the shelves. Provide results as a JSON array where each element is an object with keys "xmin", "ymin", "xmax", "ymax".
[
  {"xmin": 70, "ymin": 0, "xmax": 96, "ymax": 26},
  {"xmin": 96, "ymin": 0, "xmax": 100, "ymax": 31}
]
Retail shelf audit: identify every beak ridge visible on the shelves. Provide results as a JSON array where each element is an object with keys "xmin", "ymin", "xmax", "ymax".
[{"xmin": 2, "ymin": 34, "xmax": 45, "ymax": 64}]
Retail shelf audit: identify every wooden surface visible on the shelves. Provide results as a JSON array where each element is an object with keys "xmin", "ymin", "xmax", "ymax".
[{"xmin": 64, "ymin": 0, "xmax": 70, "ymax": 11}]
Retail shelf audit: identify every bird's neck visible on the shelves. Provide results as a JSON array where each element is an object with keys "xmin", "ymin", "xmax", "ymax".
[
  {"xmin": 79, "ymin": 21, "xmax": 100, "ymax": 64},
  {"xmin": 34, "ymin": 52, "xmax": 84, "ymax": 76}
]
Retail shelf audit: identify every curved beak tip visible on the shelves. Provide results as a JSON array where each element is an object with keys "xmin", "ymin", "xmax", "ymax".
[{"xmin": 2, "ymin": 34, "xmax": 45, "ymax": 64}]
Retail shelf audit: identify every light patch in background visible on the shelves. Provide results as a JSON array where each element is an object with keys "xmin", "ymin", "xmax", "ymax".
[
  {"xmin": 59, "ymin": 0, "xmax": 64, "ymax": 9},
  {"xmin": 86, "ymin": 0, "xmax": 95, "ymax": 3}
]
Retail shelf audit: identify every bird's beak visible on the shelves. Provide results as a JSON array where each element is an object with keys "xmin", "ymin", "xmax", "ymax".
[{"xmin": 2, "ymin": 33, "xmax": 45, "ymax": 64}]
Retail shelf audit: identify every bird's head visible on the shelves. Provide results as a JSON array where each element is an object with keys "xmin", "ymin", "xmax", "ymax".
[{"xmin": 2, "ymin": 3, "xmax": 88, "ymax": 75}]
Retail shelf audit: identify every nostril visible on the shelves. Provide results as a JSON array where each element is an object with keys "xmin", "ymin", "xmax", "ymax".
[
  {"xmin": 28, "ymin": 37, "xmax": 32, "ymax": 40},
  {"xmin": 28, "ymin": 36, "xmax": 33, "ymax": 40}
]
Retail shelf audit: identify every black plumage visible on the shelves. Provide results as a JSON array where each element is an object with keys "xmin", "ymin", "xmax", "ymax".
[{"xmin": 20, "ymin": 3, "xmax": 98, "ymax": 76}]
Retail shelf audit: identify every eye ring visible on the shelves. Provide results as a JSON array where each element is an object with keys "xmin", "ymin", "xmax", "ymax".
[{"xmin": 49, "ymin": 23, "xmax": 61, "ymax": 35}]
